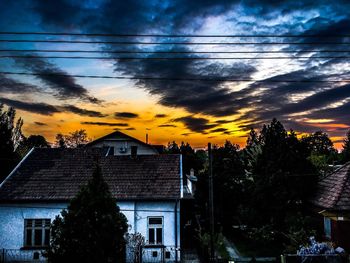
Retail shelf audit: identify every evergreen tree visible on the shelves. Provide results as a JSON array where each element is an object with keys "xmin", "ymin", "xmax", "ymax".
[
  {"xmin": 46, "ymin": 164, "xmax": 128, "ymax": 263},
  {"xmin": 342, "ymin": 130, "xmax": 350, "ymax": 163},
  {"xmin": 248, "ymin": 119, "xmax": 316, "ymax": 227},
  {"xmin": 0, "ymin": 105, "xmax": 23, "ymax": 182}
]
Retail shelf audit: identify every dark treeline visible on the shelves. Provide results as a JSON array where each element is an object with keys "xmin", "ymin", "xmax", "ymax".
[
  {"xmin": 172, "ymin": 119, "xmax": 350, "ymax": 256},
  {"xmin": 2, "ymin": 105, "xmax": 350, "ymax": 255}
]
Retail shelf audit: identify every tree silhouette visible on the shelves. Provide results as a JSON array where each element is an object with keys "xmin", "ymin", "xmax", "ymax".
[{"xmin": 46, "ymin": 164, "xmax": 128, "ymax": 263}]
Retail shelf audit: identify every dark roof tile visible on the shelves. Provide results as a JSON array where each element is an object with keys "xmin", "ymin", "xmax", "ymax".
[
  {"xmin": 311, "ymin": 162, "xmax": 350, "ymax": 211},
  {"xmin": 0, "ymin": 148, "xmax": 181, "ymax": 201}
]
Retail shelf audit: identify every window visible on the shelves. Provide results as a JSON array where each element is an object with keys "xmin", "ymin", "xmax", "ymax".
[
  {"xmin": 24, "ymin": 219, "xmax": 51, "ymax": 247},
  {"xmin": 107, "ymin": 146, "xmax": 115, "ymax": 156},
  {"xmin": 324, "ymin": 217, "xmax": 331, "ymax": 238},
  {"xmin": 148, "ymin": 217, "xmax": 163, "ymax": 245}
]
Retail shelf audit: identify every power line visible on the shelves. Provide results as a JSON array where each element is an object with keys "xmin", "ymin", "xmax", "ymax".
[
  {"xmin": 1, "ymin": 55, "xmax": 350, "ymax": 60},
  {"xmin": 1, "ymin": 31, "xmax": 350, "ymax": 38},
  {"xmin": 2, "ymin": 49, "xmax": 350, "ymax": 53},
  {"xmin": 1, "ymin": 39, "xmax": 350, "ymax": 45},
  {"xmin": 2, "ymin": 71, "xmax": 350, "ymax": 83}
]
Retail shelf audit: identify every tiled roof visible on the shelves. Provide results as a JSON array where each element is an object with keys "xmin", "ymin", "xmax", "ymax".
[
  {"xmin": 0, "ymin": 148, "xmax": 181, "ymax": 201},
  {"xmin": 311, "ymin": 162, "xmax": 350, "ymax": 211}
]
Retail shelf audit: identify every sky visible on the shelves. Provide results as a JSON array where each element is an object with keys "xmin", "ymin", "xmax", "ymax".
[{"xmin": 0, "ymin": 0, "xmax": 350, "ymax": 149}]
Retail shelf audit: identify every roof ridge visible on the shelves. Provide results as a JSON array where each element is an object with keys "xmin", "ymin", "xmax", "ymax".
[
  {"xmin": 0, "ymin": 147, "xmax": 35, "ymax": 189},
  {"xmin": 333, "ymin": 163, "xmax": 350, "ymax": 207},
  {"xmin": 319, "ymin": 162, "xmax": 350, "ymax": 182}
]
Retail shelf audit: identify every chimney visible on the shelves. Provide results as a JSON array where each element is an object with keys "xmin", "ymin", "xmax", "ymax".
[
  {"xmin": 146, "ymin": 133, "xmax": 149, "ymax": 144},
  {"xmin": 131, "ymin": 146, "xmax": 138, "ymax": 158}
]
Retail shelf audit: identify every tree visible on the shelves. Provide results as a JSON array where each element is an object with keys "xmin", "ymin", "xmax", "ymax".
[
  {"xmin": 46, "ymin": 164, "xmax": 128, "ymax": 263},
  {"xmin": 125, "ymin": 233, "xmax": 145, "ymax": 263},
  {"xmin": 54, "ymin": 129, "xmax": 90, "ymax": 148},
  {"xmin": 242, "ymin": 119, "xmax": 317, "ymax": 252},
  {"xmin": 16, "ymin": 135, "xmax": 50, "ymax": 158},
  {"xmin": 301, "ymin": 131, "xmax": 338, "ymax": 173},
  {"xmin": 166, "ymin": 141, "xmax": 205, "ymax": 175},
  {"xmin": 24, "ymin": 135, "xmax": 50, "ymax": 148},
  {"xmin": 342, "ymin": 130, "xmax": 350, "ymax": 163},
  {"xmin": 195, "ymin": 141, "xmax": 245, "ymax": 232},
  {"xmin": 301, "ymin": 131, "xmax": 336, "ymax": 156},
  {"xmin": 55, "ymin": 133, "xmax": 66, "ymax": 148},
  {"xmin": 248, "ymin": 119, "xmax": 316, "ymax": 226},
  {"xmin": 0, "ymin": 105, "xmax": 23, "ymax": 182}
]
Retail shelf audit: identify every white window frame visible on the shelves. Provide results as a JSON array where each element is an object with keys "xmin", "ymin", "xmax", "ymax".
[
  {"xmin": 147, "ymin": 217, "xmax": 163, "ymax": 245},
  {"xmin": 24, "ymin": 219, "xmax": 51, "ymax": 248}
]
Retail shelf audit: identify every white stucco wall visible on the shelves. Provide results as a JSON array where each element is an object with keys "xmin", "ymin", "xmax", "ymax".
[
  {"xmin": 92, "ymin": 139, "xmax": 158, "ymax": 155},
  {"xmin": 0, "ymin": 201, "xmax": 180, "ymax": 261}
]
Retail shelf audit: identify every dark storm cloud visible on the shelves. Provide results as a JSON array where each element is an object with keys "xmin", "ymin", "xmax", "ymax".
[
  {"xmin": 0, "ymin": 97, "xmax": 106, "ymax": 117},
  {"xmin": 215, "ymin": 120, "xmax": 233, "ymax": 124},
  {"xmin": 59, "ymin": 105, "xmax": 107, "ymax": 118},
  {"xmin": 0, "ymin": 74, "xmax": 40, "ymax": 94},
  {"xmin": 6, "ymin": 0, "xmax": 350, "ymax": 137},
  {"xmin": 174, "ymin": 116, "xmax": 218, "ymax": 133},
  {"xmin": 81, "ymin": 122, "xmax": 129, "ymax": 127},
  {"xmin": 14, "ymin": 56, "xmax": 101, "ymax": 104},
  {"xmin": 116, "ymin": 57, "xmax": 257, "ymax": 116},
  {"xmin": 211, "ymin": 128, "xmax": 228, "ymax": 133},
  {"xmin": 308, "ymin": 102, "xmax": 350, "ymax": 126},
  {"xmin": 158, "ymin": 124, "xmax": 177, "ymax": 128},
  {"xmin": 0, "ymin": 98, "xmax": 60, "ymax": 115},
  {"xmin": 30, "ymin": 0, "xmax": 260, "ymax": 117},
  {"xmin": 125, "ymin": 127, "xmax": 136, "ymax": 130},
  {"xmin": 34, "ymin": 122, "xmax": 47, "ymax": 126},
  {"xmin": 114, "ymin": 112, "xmax": 139, "ymax": 119},
  {"xmin": 155, "ymin": 114, "xmax": 167, "ymax": 118}
]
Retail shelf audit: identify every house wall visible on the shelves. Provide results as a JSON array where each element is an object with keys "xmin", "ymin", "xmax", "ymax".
[
  {"xmin": 330, "ymin": 219, "xmax": 350, "ymax": 251},
  {"xmin": 0, "ymin": 201, "xmax": 180, "ymax": 261},
  {"xmin": 91, "ymin": 139, "xmax": 158, "ymax": 155}
]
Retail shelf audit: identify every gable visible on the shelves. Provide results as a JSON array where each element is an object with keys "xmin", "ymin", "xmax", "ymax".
[{"xmin": 86, "ymin": 131, "xmax": 159, "ymax": 155}]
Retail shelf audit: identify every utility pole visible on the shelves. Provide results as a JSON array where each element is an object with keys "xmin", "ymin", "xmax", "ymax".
[{"xmin": 208, "ymin": 143, "xmax": 215, "ymax": 262}]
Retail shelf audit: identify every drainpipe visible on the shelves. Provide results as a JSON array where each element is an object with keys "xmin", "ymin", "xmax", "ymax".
[{"xmin": 175, "ymin": 199, "xmax": 179, "ymax": 263}]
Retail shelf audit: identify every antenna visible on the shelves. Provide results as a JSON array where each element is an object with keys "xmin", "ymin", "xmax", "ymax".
[{"xmin": 146, "ymin": 133, "xmax": 149, "ymax": 144}]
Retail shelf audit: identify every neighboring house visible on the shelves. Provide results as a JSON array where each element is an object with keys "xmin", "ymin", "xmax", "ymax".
[
  {"xmin": 0, "ymin": 131, "xmax": 194, "ymax": 262},
  {"xmin": 311, "ymin": 162, "xmax": 350, "ymax": 251},
  {"xmin": 86, "ymin": 130, "xmax": 159, "ymax": 155}
]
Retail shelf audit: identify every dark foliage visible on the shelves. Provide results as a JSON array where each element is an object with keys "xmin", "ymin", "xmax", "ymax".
[
  {"xmin": 46, "ymin": 164, "xmax": 128, "ymax": 263},
  {"xmin": 24, "ymin": 135, "xmax": 50, "ymax": 148},
  {"xmin": 247, "ymin": 120, "xmax": 317, "ymax": 225},
  {"xmin": 166, "ymin": 141, "xmax": 205, "ymax": 175},
  {"xmin": 54, "ymin": 129, "xmax": 89, "ymax": 148},
  {"xmin": 195, "ymin": 141, "xmax": 245, "ymax": 232},
  {"xmin": 301, "ymin": 131, "xmax": 336, "ymax": 156},
  {"xmin": 342, "ymin": 130, "xmax": 350, "ymax": 163},
  {"xmin": 0, "ymin": 105, "xmax": 22, "ymax": 182}
]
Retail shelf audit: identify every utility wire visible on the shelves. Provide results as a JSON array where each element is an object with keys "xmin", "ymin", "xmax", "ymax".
[
  {"xmin": 2, "ymin": 71, "xmax": 350, "ymax": 83},
  {"xmin": 1, "ymin": 31, "xmax": 350, "ymax": 38},
  {"xmin": 1, "ymin": 55, "xmax": 350, "ymax": 60},
  {"xmin": 1, "ymin": 39, "xmax": 350, "ymax": 45},
  {"xmin": 2, "ymin": 49, "xmax": 350, "ymax": 53}
]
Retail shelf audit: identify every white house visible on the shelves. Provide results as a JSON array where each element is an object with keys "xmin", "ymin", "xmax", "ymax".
[
  {"xmin": 86, "ymin": 131, "xmax": 160, "ymax": 156},
  {"xmin": 0, "ymin": 131, "xmax": 190, "ymax": 263}
]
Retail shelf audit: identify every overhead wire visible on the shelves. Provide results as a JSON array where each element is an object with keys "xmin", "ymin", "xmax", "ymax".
[
  {"xmin": 1, "ymin": 55, "xmax": 350, "ymax": 60},
  {"xmin": 1, "ymin": 31, "xmax": 350, "ymax": 38},
  {"xmin": 1, "ymin": 71, "xmax": 350, "ymax": 83},
  {"xmin": 2, "ymin": 49, "xmax": 350, "ymax": 53},
  {"xmin": 1, "ymin": 39, "xmax": 350, "ymax": 45}
]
